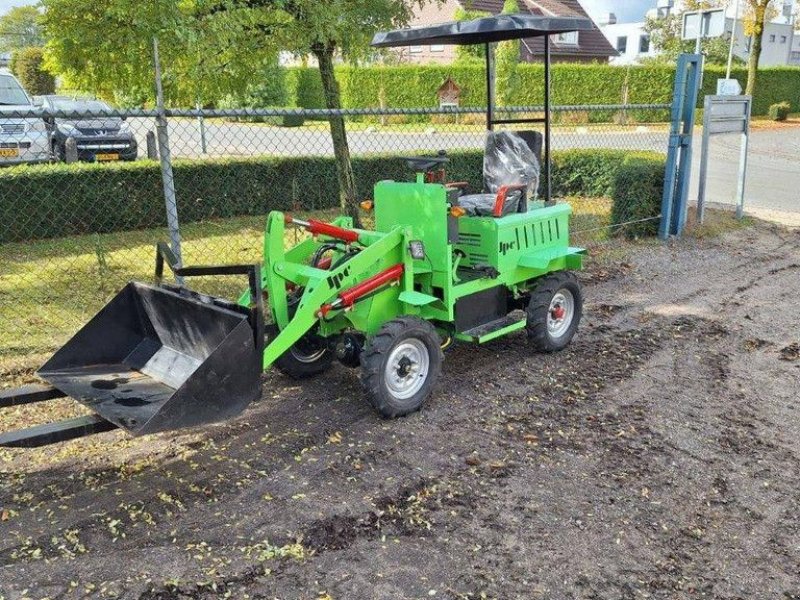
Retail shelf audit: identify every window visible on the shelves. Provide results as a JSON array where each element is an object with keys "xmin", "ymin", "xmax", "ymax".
[
  {"xmin": 430, "ymin": 44, "xmax": 445, "ymax": 52},
  {"xmin": 410, "ymin": 45, "xmax": 422, "ymax": 53},
  {"xmin": 555, "ymin": 31, "xmax": 578, "ymax": 45},
  {"xmin": 781, "ymin": 35, "xmax": 788, "ymax": 44},
  {"xmin": 0, "ymin": 75, "xmax": 30, "ymax": 106},
  {"xmin": 617, "ymin": 36, "xmax": 628, "ymax": 53},
  {"xmin": 769, "ymin": 34, "xmax": 776, "ymax": 42},
  {"xmin": 639, "ymin": 35, "xmax": 651, "ymax": 54}
]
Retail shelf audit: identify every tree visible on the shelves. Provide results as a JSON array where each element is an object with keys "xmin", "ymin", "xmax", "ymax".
[
  {"xmin": 0, "ymin": 6, "xmax": 43, "ymax": 53},
  {"xmin": 198, "ymin": 0, "xmax": 441, "ymax": 222},
  {"xmin": 495, "ymin": 0, "xmax": 521, "ymax": 107},
  {"xmin": 42, "ymin": 0, "xmax": 277, "ymax": 106},
  {"xmin": 10, "ymin": 47, "xmax": 55, "ymax": 95},
  {"xmin": 643, "ymin": 0, "xmax": 736, "ymax": 65},
  {"xmin": 743, "ymin": 0, "xmax": 776, "ymax": 95},
  {"xmin": 454, "ymin": 7, "xmax": 490, "ymax": 63}
]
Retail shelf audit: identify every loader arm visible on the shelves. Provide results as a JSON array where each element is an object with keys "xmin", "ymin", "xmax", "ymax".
[{"xmin": 261, "ymin": 224, "xmax": 407, "ymax": 369}]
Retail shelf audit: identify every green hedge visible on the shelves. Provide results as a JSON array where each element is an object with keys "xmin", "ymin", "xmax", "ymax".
[
  {"xmin": 610, "ymin": 155, "xmax": 665, "ymax": 238},
  {"xmin": 0, "ymin": 149, "xmax": 665, "ymax": 244},
  {"xmin": 288, "ymin": 63, "xmax": 800, "ymax": 117}
]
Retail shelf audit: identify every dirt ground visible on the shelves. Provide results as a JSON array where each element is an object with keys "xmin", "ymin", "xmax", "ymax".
[{"xmin": 2, "ymin": 219, "xmax": 800, "ymax": 600}]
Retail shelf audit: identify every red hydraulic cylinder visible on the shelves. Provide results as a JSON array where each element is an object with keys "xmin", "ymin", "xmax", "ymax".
[
  {"xmin": 285, "ymin": 215, "xmax": 360, "ymax": 243},
  {"xmin": 318, "ymin": 264, "xmax": 404, "ymax": 318}
]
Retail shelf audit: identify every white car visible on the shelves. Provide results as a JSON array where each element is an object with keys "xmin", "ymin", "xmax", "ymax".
[{"xmin": 0, "ymin": 73, "xmax": 51, "ymax": 165}]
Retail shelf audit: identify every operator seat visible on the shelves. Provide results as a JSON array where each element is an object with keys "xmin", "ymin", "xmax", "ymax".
[{"xmin": 457, "ymin": 130, "xmax": 541, "ymax": 217}]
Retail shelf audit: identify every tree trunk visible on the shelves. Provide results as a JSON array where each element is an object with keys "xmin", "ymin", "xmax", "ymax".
[
  {"xmin": 313, "ymin": 44, "xmax": 359, "ymax": 225},
  {"xmin": 745, "ymin": 4, "xmax": 766, "ymax": 96}
]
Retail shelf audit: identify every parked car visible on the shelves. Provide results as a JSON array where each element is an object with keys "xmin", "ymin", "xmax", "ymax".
[
  {"xmin": 41, "ymin": 96, "xmax": 138, "ymax": 162},
  {"xmin": 0, "ymin": 73, "xmax": 51, "ymax": 165}
]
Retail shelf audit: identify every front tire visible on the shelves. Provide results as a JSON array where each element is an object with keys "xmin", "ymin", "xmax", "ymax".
[
  {"xmin": 267, "ymin": 325, "xmax": 333, "ymax": 379},
  {"xmin": 526, "ymin": 272, "xmax": 583, "ymax": 352},
  {"xmin": 360, "ymin": 317, "xmax": 443, "ymax": 418}
]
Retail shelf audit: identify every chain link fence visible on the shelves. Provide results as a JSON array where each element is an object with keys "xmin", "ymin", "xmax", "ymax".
[{"xmin": 0, "ymin": 103, "xmax": 670, "ymax": 382}]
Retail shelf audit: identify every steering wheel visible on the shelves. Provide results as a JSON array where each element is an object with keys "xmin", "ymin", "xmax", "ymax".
[{"xmin": 401, "ymin": 151, "xmax": 449, "ymax": 173}]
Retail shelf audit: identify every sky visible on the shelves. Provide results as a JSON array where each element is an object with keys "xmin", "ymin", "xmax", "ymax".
[
  {"xmin": 0, "ymin": 0, "xmax": 659, "ymax": 23},
  {"xmin": 0, "ymin": 0, "xmax": 35, "ymax": 13},
  {"xmin": 581, "ymin": 0, "xmax": 657, "ymax": 24}
]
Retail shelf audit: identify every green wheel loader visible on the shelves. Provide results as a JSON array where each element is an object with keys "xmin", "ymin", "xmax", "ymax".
[{"xmin": 0, "ymin": 13, "xmax": 592, "ymax": 447}]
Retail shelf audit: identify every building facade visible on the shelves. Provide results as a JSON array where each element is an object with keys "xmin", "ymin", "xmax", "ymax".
[{"xmin": 401, "ymin": 0, "xmax": 617, "ymax": 64}]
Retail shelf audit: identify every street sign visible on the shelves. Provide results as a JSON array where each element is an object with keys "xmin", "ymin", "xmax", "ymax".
[
  {"xmin": 696, "ymin": 95, "xmax": 752, "ymax": 223},
  {"xmin": 717, "ymin": 78, "xmax": 742, "ymax": 96},
  {"xmin": 682, "ymin": 9, "xmax": 726, "ymax": 41}
]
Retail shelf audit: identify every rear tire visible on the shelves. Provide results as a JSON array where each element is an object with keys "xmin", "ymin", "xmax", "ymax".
[
  {"xmin": 267, "ymin": 325, "xmax": 333, "ymax": 380},
  {"xmin": 360, "ymin": 317, "xmax": 443, "ymax": 418},
  {"xmin": 526, "ymin": 272, "xmax": 582, "ymax": 352}
]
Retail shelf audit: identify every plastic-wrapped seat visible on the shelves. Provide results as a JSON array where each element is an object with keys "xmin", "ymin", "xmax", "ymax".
[{"xmin": 457, "ymin": 130, "xmax": 541, "ymax": 217}]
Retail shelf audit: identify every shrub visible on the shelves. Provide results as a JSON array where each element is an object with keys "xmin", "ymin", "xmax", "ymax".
[
  {"xmin": 10, "ymin": 47, "xmax": 55, "ymax": 96},
  {"xmin": 768, "ymin": 101, "xmax": 791, "ymax": 121},
  {"xmin": 0, "ymin": 149, "xmax": 665, "ymax": 244},
  {"xmin": 282, "ymin": 63, "xmax": 800, "ymax": 118},
  {"xmin": 610, "ymin": 155, "xmax": 665, "ymax": 238}
]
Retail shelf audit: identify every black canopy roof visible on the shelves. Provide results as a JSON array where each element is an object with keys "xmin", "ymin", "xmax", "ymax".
[{"xmin": 371, "ymin": 13, "xmax": 593, "ymax": 48}]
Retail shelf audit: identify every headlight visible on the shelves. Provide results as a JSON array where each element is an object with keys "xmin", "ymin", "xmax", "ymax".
[{"xmin": 57, "ymin": 122, "xmax": 78, "ymax": 135}]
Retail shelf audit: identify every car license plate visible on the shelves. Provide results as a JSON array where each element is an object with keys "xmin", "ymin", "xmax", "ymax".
[
  {"xmin": 96, "ymin": 153, "xmax": 119, "ymax": 161},
  {"xmin": 0, "ymin": 148, "xmax": 20, "ymax": 158}
]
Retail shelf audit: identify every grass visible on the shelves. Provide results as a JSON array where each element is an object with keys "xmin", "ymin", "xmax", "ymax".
[
  {"xmin": 684, "ymin": 206, "xmax": 754, "ymax": 239},
  {"xmin": 0, "ymin": 196, "xmax": 676, "ymax": 382},
  {"xmin": 0, "ymin": 208, "xmax": 339, "ymax": 381}
]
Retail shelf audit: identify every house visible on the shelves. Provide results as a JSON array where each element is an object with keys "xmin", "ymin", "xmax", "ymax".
[
  {"xmin": 725, "ymin": 18, "xmax": 796, "ymax": 67},
  {"xmin": 597, "ymin": 14, "xmax": 658, "ymax": 66},
  {"xmin": 791, "ymin": 36, "xmax": 800, "ymax": 66},
  {"xmin": 663, "ymin": 0, "xmax": 797, "ymax": 67},
  {"xmin": 599, "ymin": 0, "xmax": 798, "ymax": 67},
  {"xmin": 399, "ymin": 0, "xmax": 617, "ymax": 64}
]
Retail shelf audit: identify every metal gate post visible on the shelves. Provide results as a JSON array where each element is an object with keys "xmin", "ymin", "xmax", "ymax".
[
  {"xmin": 152, "ymin": 37, "xmax": 183, "ymax": 282},
  {"xmin": 660, "ymin": 54, "xmax": 702, "ymax": 240}
]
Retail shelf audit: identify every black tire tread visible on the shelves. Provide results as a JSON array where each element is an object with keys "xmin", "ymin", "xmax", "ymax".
[
  {"xmin": 266, "ymin": 325, "xmax": 334, "ymax": 380},
  {"xmin": 360, "ymin": 316, "xmax": 443, "ymax": 418},
  {"xmin": 526, "ymin": 271, "xmax": 582, "ymax": 353}
]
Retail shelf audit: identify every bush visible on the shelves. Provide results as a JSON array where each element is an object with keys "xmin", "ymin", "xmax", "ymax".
[
  {"xmin": 610, "ymin": 155, "xmax": 665, "ymax": 238},
  {"xmin": 10, "ymin": 47, "xmax": 55, "ymax": 96},
  {"xmin": 280, "ymin": 63, "xmax": 800, "ymax": 118},
  {"xmin": 0, "ymin": 149, "xmax": 665, "ymax": 244},
  {"xmin": 768, "ymin": 101, "xmax": 791, "ymax": 121}
]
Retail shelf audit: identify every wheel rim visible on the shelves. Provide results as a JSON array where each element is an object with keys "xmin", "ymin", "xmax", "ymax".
[
  {"xmin": 385, "ymin": 339, "xmax": 430, "ymax": 400},
  {"xmin": 290, "ymin": 336, "xmax": 327, "ymax": 363},
  {"xmin": 547, "ymin": 289, "xmax": 575, "ymax": 339}
]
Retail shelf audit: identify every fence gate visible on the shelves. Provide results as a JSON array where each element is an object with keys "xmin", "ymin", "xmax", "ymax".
[{"xmin": 660, "ymin": 53, "xmax": 703, "ymax": 239}]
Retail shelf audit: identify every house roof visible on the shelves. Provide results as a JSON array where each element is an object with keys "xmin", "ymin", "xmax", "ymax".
[
  {"xmin": 456, "ymin": 0, "xmax": 617, "ymax": 59},
  {"xmin": 371, "ymin": 14, "xmax": 592, "ymax": 47}
]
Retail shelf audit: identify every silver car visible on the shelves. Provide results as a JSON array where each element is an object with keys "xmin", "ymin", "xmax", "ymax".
[{"xmin": 0, "ymin": 73, "xmax": 51, "ymax": 165}]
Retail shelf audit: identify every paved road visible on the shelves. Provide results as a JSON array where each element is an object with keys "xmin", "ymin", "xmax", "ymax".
[
  {"xmin": 689, "ymin": 126, "xmax": 800, "ymax": 217},
  {"xmin": 130, "ymin": 117, "xmax": 800, "ymax": 217},
  {"xmin": 145, "ymin": 119, "xmax": 669, "ymax": 157}
]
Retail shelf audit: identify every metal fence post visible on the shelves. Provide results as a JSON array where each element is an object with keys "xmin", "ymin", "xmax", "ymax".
[
  {"xmin": 146, "ymin": 130, "xmax": 158, "ymax": 160},
  {"xmin": 659, "ymin": 53, "xmax": 702, "ymax": 240},
  {"xmin": 197, "ymin": 101, "xmax": 208, "ymax": 155},
  {"xmin": 64, "ymin": 137, "xmax": 78, "ymax": 163},
  {"xmin": 152, "ymin": 37, "xmax": 183, "ymax": 280}
]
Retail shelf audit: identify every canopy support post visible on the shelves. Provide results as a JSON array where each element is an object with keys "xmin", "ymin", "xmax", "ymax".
[
  {"xmin": 544, "ymin": 34, "xmax": 552, "ymax": 206},
  {"xmin": 485, "ymin": 42, "xmax": 495, "ymax": 131}
]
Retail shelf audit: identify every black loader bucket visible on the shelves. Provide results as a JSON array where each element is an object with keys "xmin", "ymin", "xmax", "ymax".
[
  {"xmin": 38, "ymin": 282, "xmax": 262, "ymax": 436},
  {"xmin": 0, "ymin": 246, "xmax": 265, "ymax": 447}
]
